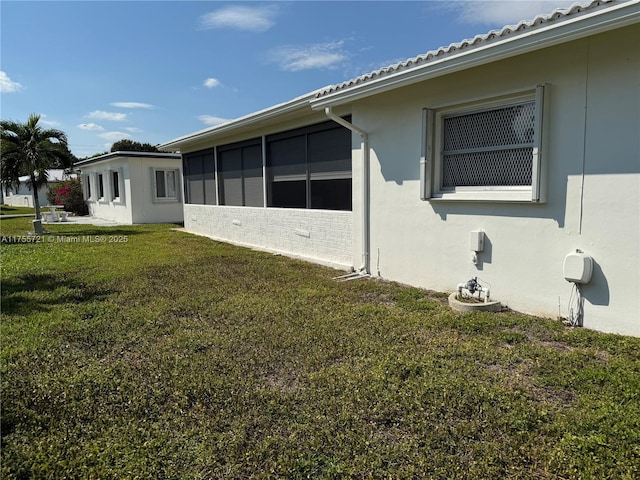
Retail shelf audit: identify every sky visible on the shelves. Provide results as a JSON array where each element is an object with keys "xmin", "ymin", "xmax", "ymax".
[{"xmin": 1, "ymin": 0, "xmax": 578, "ymax": 158}]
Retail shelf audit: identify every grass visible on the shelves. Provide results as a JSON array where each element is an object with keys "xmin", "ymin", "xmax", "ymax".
[
  {"xmin": 0, "ymin": 205, "xmax": 36, "ymax": 216},
  {"xmin": 2, "ymin": 218, "xmax": 639, "ymax": 479}
]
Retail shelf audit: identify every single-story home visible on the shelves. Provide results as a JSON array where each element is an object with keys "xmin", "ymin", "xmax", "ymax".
[
  {"xmin": 3, "ymin": 169, "xmax": 75, "ymax": 207},
  {"xmin": 74, "ymin": 151, "xmax": 183, "ymax": 224},
  {"xmin": 159, "ymin": 0, "xmax": 639, "ymax": 336}
]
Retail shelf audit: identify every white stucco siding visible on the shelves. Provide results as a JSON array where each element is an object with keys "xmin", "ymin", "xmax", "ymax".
[
  {"xmin": 352, "ymin": 26, "xmax": 639, "ymax": 336},
  {"xmin": 83, "ymin": 160, "xmax": 134, "ymax": 224},
  {"xmin": 183, "ymin": 205, "xmax": 353, "ymax": 269},
  {"xmin": 129, "ymin": 157, "xmax": 184, "ymax": 224},
  {"xmin": 80, "ymin": 154, "xmax": 183, "ymax": 225}
]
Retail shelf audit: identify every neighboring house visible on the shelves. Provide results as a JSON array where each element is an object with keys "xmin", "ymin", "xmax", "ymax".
[
  {"xmin": 159, "ymin": 0, "xmax": 639, "ymax": 336},
  {"xmin": 74, "ymin": 151, "xmax": 183, "ymax": 224},
  {"xmin": 3, "ymin": 169, "xmax": 75, "ymax": 207}
]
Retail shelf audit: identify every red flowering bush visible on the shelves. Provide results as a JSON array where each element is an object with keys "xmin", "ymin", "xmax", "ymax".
[{"xmin": 47, "ymin": 179, "xmax": 88, "ymax": 216}]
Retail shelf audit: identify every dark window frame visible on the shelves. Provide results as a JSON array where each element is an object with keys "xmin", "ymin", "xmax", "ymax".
[
  {"xmin": 183, "ymin": 148, "xmax": 215, "ymax": 205},
  {"xmin": 266, "ymin": 118, "xmax": 352, "ymax": 211},
  {"xmin": 217, "ymin": 137, "xmax": 264, "ymax": 207}
]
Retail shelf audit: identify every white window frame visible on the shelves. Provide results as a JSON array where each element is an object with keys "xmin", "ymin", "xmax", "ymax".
[
  {"xmin": 421, "ymin": 85, "xmax": 547, "ymax": 203},
  {"xmin": 109, "ymin": 168, "xmax": 125, "ymax": 205},
  {"xmin": 82, "ymin": 174, "xmax": 93, "ymax": 201},
  {"xmin": 97, "ymin": 172, "xmax": 108, "ymax": 203},
  {"xmin": 152, "ymin": 168, "xmax": 181, "ymax": 203}
]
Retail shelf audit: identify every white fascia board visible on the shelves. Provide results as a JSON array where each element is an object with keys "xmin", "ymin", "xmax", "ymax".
[
  {"xmin": 158, "ymin": 94, "xmax": 315, "ymax": 152},
  {"xmin": 310, "ymin": 1, "xmax": 640, "ymax": 109},
  {"xmin": 75, "ymin": 151, "xmax": 180, "ymax": 168}
]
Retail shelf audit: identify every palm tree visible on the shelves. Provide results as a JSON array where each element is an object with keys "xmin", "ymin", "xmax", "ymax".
[{"xmin": 1, "ymin": 113, "xmax": 71, "ymax": 223}]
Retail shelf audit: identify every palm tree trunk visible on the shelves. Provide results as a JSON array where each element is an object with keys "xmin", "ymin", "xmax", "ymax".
[{"xmin": 31, "ymin": 172, "xmax": 42, "ymax": 221}]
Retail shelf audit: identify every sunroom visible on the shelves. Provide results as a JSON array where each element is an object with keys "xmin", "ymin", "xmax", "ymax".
[{"xmin": 159, "ymin": 99, "xmax": 356, "ymax": 269}]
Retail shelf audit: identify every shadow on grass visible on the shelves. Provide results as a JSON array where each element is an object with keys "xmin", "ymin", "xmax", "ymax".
[
  {"xmin": 49, "ymin": 227, "xmax": 146, "ymax": 236},
  {"xmin": 0, "ymin": 206, "xmax": 35, "ymax": 215},
  {"xmin": 1, "ymin": 273, "xmax": 112, "ymax": 316}
]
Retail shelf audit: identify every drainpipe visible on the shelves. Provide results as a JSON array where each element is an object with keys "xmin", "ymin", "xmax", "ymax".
[{"xmin": 324, "ymin": 107, "xmax": 370, "ymax": 275}]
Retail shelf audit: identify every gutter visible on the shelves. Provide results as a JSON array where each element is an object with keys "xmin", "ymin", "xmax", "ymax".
[{"xmin": 324, "ymin": 107, "xmax": 370, "ymax": 275}]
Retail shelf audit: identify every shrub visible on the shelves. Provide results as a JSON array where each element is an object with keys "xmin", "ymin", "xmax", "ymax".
[{"xmin": 47, "ymin": 179, "xmax": 88, "ymax": 216}]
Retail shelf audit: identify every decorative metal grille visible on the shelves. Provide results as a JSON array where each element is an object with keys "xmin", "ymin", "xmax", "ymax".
[{"xmin": 442, "ymin": 101, "xmax": 535, "ymax": 188}]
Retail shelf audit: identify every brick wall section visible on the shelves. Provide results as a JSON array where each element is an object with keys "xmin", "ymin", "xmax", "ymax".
[{"xmin": 184, "ymin": 205, "xmax": 353, "ymax": 269}]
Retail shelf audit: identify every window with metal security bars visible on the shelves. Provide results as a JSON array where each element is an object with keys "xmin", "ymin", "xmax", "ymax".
[
  {"xmin": 442, "ymin": 102, "xmax": 535, "ymax": 188},
  {"xmin": 421, "ymin": 86, "xmax": 546, "ymax": 202}
]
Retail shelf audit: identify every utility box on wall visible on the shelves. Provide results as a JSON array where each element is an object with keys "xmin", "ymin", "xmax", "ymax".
[
  {"xmin": 563, "ymin": 251, "xmax": 593, "ymax": 284},
  {"xmin": 470, "ymin": 230, "xmax": 485, "ymax": 252}
]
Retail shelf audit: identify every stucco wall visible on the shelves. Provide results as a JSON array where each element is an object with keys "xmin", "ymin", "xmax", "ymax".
[
  {"xmin": 84, "ymin": 159, "xmax": 133, "ymax": 224},
  {"xmin": 83, "ymin": 156, "xmax": 183, "ymax": 224},
  {"xmin": 350, "ymin": 26, "xmax": 639, "ymax": 336},
  {"xmin": 184, "ymin": 205, "xmax": 353, "ymax": 269},
  {"xmin": 128, "ymin": 157, "xmax": 184, "ymax": 224},
  {"xmin": 5, "ymin": 184, "xmax": 49, "ymax": 208}
]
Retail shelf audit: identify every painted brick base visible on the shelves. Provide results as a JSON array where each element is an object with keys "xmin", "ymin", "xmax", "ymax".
[{"xmin": 184, "ymin": 205, "xmax": 353, "ymax": 269}]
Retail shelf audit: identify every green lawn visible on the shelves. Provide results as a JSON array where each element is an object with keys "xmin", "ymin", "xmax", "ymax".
[
  {"xmin": 1, "ymin": 219, "xmax": 639, "ymax": 479},
  {"xmin": 0, "ymin": 205, "xmax": 35, "ymax": 216}
]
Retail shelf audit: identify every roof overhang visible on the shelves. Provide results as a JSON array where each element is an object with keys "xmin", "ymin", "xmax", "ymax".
[
  {"xmin": 74, "ymin": 151, "xmax": 181, "ymax": 168},
  {"xmin": 310, "ymin": 0, "xmax": 640, "ymax": 109},
  {"xmin": 158, "ymin": 93, "xmax": 317, "ymax": 152}
]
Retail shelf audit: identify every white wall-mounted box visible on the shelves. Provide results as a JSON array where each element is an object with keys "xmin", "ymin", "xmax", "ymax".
[
  {"xmin": 470, "ymin": 230, "xmax": 485, "ymax": 252},
  {"xmin": 563, "ymin": 251, "xmax": 593, "ymax": 284}
]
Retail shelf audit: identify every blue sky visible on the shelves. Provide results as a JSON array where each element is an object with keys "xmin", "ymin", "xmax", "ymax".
[{"xmin": 1, "ymin": 0, "xmax": 576, "ymax": 158}]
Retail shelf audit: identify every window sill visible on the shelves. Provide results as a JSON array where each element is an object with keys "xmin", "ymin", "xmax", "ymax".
[
  {"xmin": 153, "ymin": 197, "xmax": 180, "ymax": 204},
  {"xmin": 430, "ymin": 189, "xmax": 540, "ymax": 203}
]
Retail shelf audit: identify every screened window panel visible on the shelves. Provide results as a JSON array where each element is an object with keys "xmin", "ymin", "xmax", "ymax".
[
  {"xmin": 219, "ymin": 149, "xmax": 243, "ymax": 206},
  {"xmin": 271, "ymin": 180, "xmax": 306, "ymax": 208},
  {"xmin": 202, "ymin": 152, "xmax": 216, "ymax": 205},
  {"xmin": 308, "ymin": 128, "xmax": 351, "ymax": 180},
  {"xmin": 269, "ymin": 135, "xmax": 306, "ymax": 181},
  {"xmin": 242, "ymin": 144, "xmax": 264, "ymax": 207},
  {"xmin": 310, "ymin": 178, "xmax": 352, "ymax": 210},
  {"xmin": 185, "ymin": 155, "xmax": 204, "ymax": 204}
]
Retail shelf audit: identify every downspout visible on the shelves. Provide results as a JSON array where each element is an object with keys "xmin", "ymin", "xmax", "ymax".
[{"xmin": 324, "ymin": 107, "xmax": 370, "ymax": 275}]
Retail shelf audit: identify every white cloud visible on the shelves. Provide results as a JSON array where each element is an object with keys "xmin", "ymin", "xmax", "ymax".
[
  {"xmin": 268, "ymin": 41, "xmax": 347, "ymax": 72},
  {"xmin": 0, "ymin": 71, "xmax": 23, "ymax": 93},
  {"xmin": 198, "ymin": 115, "xmax": 230, "ymax": 126},
  {"xmin": 200, "ymin": 5, "xmax": 276, "ymax": 32},
  {"xmin": 88, "ymin": 110, "xmax": 127, "ymax": 121},
  {"xmin": 110, "ymin": 102, "xmax": 154, "ymax": 109},
  {"xmin": 203, "ymin": 77, "xmax": 221, "ymax": 88},
  {"xmin": 99, "ymin": 131, "xmax": 132, "ymax": 141},
  {"xmin": 125, "ymin": 127, "xmax": 143, "ymax": 133},
  {"xmin": 78, "ymin": 123, "xmax": 104, "ymax": 131},
  {"xmin": 448, "ymin": 1, "xmax": 577, "ymax": 26},
  {"xmin": 39, "ymin": 114, "xmax": 61, "ymax": 127}
]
